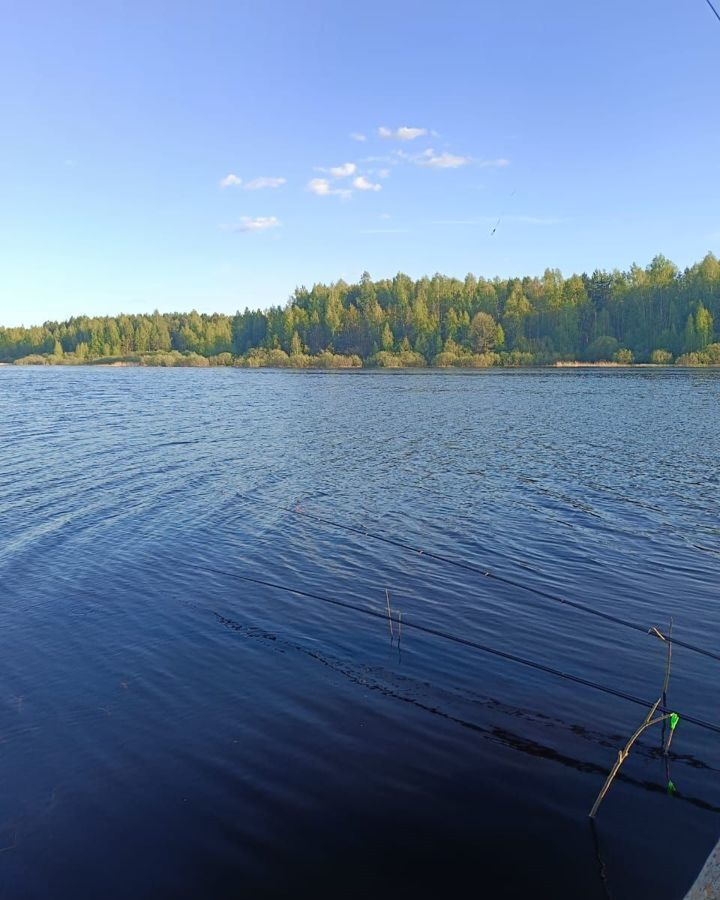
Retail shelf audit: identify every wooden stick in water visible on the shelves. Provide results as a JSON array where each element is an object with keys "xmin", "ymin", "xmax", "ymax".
[
  {"xmin": 589, "ymin": 708, "xmax": 673, "ymax": 819},
  {"xmin": 662, "ymin": 618, "xmax": 673, "ymax": 709},
  {"xmin": 385, "ymin": 589, "xmax": 394, "ymax": 641},
  {"xmin": 590, "ymin": 620, "xmax": 679, "ymax": 819}
]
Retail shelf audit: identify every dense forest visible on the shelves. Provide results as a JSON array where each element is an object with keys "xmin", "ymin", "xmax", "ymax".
[{"xmin": 2, "ymin": 253, "xmax": 720, "ymax": 368}]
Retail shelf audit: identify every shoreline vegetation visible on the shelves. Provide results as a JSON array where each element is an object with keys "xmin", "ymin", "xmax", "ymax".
[
  {"xmin": 3, "ymin": 254, "xmax": 720, "ymax": 369},
  {"xmin": 0, "ymin": 353, "xmax": 720, "ymax": 372}
]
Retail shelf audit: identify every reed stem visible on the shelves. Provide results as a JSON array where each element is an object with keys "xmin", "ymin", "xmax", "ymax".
[
  {"xmin": 589, "ymin": 620, "xmax": 678, "ymax": 818},
  {"xmin": 385, "ymin": 588, "xmax": 394, "ymax": 641},
  {"xmin": 589, "ymin": 710, "xmax": 673, "ymax": 818}
]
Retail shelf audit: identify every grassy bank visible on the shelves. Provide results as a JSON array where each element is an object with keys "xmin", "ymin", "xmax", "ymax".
[{"xmin": 8, "ymin": 347, "xmax": 720, "ymax": 369}]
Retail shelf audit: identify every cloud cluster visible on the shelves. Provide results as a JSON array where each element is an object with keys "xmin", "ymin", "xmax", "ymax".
[
  {"xmin": 220, "ymin": 173, "xmax": 243, "ymax": 188},
  {"xmin": 219, "ymin": 122, "xmax": 513, "ymax": 234},
  {"xmin": 378, "ymin": 125, "xmax": 427, "ymax": 141},
  {"xmin": 353, "ymin": 175, "xmax": 381, "ymax": 192},
  {"xmin": 221, "ymin": 174, "xmax": 286, "ymax": 190},
  {"xmin": 244, "ymin": 176, "xmax": 286, "ymax": 190},
  {"xmin": 328, "ymin": 162, "xmax": 357, "ymax": 178},
  {"xmin": 307, "ymin": 178, "xmax": 352, "ymax": 199},
  {"xmin": 309, "ymin": 160, "xmax": 382, "ymax": 198},
  {"xmin": 416, "ymin": 150, "xmax": 471, "ymax": 169}
]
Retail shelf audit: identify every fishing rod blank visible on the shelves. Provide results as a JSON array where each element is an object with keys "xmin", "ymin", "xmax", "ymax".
[
  {"xmin": 233, "ymin": 492, "xmax": 720, "ymax": 665},
  {"xmin": 704, "ymin": 0, "xmax": 720, "ymax": 24},
  {"xmin": 185, "ymin": 561, "xmax": 720, "ymax": 737}
]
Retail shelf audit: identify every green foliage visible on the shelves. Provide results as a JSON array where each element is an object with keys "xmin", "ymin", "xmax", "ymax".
[
  {"xmin": 234, "ymin": 347, "xmax": 362, "ymax": 368},
  {"xmin": 3, "ymin": 253, "xmax": 720, "ymax": 367},
  {"xmin": 368, "ymin": 350, "xmax": 427, "ymax": 368},
  {"xmin": 676, "ymin": 342, "xmax": 720, "ymax": 366},
  {"xmin": 695, "ymin": 304, "xmax": 713, "ymax": 350},
  {"xmin": 14, "ymin": 354, "xmax": 52, "ymax": 365},
  {"xmin": 312, "ymin": 351, "xmax": 362, "ymax": 368},
  {"xmin": 209, "ymin": 352, "xmax": 234, "ymax": 366},
  {"xmin": 381, "ymin": 322, "xmax": 394, "ymax": 351},
  {"xmin": 614, "ymin": 348, "xmax": 634, "ymax": 364},
  {"xmin": 467, "ymin": 352, "xmax": 502, "ymax": 368},
  {"xmin": 650, "ymin": 349, "xmax": 673, "ymax": 364},
  {"xmin": 138, "ymin": 350, "xmax": 209, "ymax": 367},
  {"xmin": 289, "ymin": 331, "xmax": 303, "ymax": 356},
  {"xmin": 469, "ymin": 312, "xmax": 502, "ymax": 353},
  {"xmin": 586, "ymin": 335, "xmax": 620, "ymax": 362},
  {"xmin": 501, "ymin": 351, "xmax": 536, "ymax": 367},
  {"xmin": 432, "ymin": 350, "xmax": 460, "ymax": 368}
]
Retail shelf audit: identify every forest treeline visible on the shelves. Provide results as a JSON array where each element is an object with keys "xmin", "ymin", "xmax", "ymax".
[{"xmin": 2, "ymin": 253, "xmax": 720, "ymax": 368}]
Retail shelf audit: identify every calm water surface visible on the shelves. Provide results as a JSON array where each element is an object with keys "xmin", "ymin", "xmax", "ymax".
[{"xmin": 1, "ymin": 367, "xmax": 719, "ymax": 899}]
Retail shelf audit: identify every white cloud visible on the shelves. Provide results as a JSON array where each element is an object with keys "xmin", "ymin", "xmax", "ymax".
[
  {"xmin": 416, "ymin": 149, "xmax": 471, "ymax": 169},
  {"xmin": 308, "ymin": 178, "xmax": 333, "ymax": 195},
  {"xmin": 397, "ymin": 126, "xmax": 428, "ymax": 141},
  {"xmin": 220, "ymin": 173, "xmax": 243, "ymax": 188},
  {"xmin": 377, "ymin": 168, "xmax": 391, "ymax": 178},
  {"xmin": 307, "ymin": 178, "xmax": 352, "ymax": 199},
  {"xmin": 378, "ymin": 125, "xmax": 427, "ymax": 141},
  {"xmin": 380, "ymin": 213, "xmax": 392, "ymax": 219},
  {"xmin": 226, "ymin": 216, "xmax": 280, "ymax": 233},
  {"xmin": 350, "ymin": 132, "xmax": 367, "ymax": 142},
  {"xmin": 329, "ymin": 162, "xmax": 357, "ymax": 178},
  {"xmin": 243, "ymin": 176, "xmax": 286, "ymax": 190},
  {"xmin": 353, "ymin": 175, "xmax": 382, "ymax": 192},
  {"xmin": 308, "ymin": 177, "xmax": 334, "ymax": 196}
]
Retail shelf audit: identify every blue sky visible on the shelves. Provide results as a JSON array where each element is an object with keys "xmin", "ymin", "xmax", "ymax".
[{"xmin": 1, "ymin": 0, "xmax": 719, "ymax": 326}]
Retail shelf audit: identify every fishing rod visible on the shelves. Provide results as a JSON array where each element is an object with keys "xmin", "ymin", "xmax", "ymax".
[
  {"xmin": 184, "ymin": 561, "xmax": 720, "ymax": 737},
  {"xmin": 704, "ymin": 0, "xmax": 720, "ymax": 24},
  {"xmin": 234, "ymin": 492, "xmax": 720, "ymax": 664}
]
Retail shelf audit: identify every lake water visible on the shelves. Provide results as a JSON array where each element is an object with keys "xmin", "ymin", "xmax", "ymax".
[{"xmin": 1, "ymin": 366, "xmax": 718, "ymax": 899}]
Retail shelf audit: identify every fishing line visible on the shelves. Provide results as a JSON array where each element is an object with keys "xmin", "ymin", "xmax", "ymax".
[
  {"xmin": 704, "ymin": 0, "xmax": 720, "ymax": 24},
  {"xmin": 183, "ymin": 561, "xmax": 720, "ymax": 736},
  {"xmin": 234, "ymin": 492, "xmax": 720, "ymax": 664},
  {"xmin": 490, "ymin": 188, "xmax": 516, "ymax": 235}
]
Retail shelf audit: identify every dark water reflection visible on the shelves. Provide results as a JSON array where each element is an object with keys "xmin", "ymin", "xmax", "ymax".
[{"xmin": 0, "ymin": 367, "xmax": 718, "ymax": 899}]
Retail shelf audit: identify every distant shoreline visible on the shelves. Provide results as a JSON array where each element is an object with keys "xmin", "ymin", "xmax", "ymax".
[
  {"xmin": 3, "ymin": 361, "xmax": 718, "ymax": 371},
  {"xmin": 2, "ymin": 255, "xmax": 719, "ymax": 370}
]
